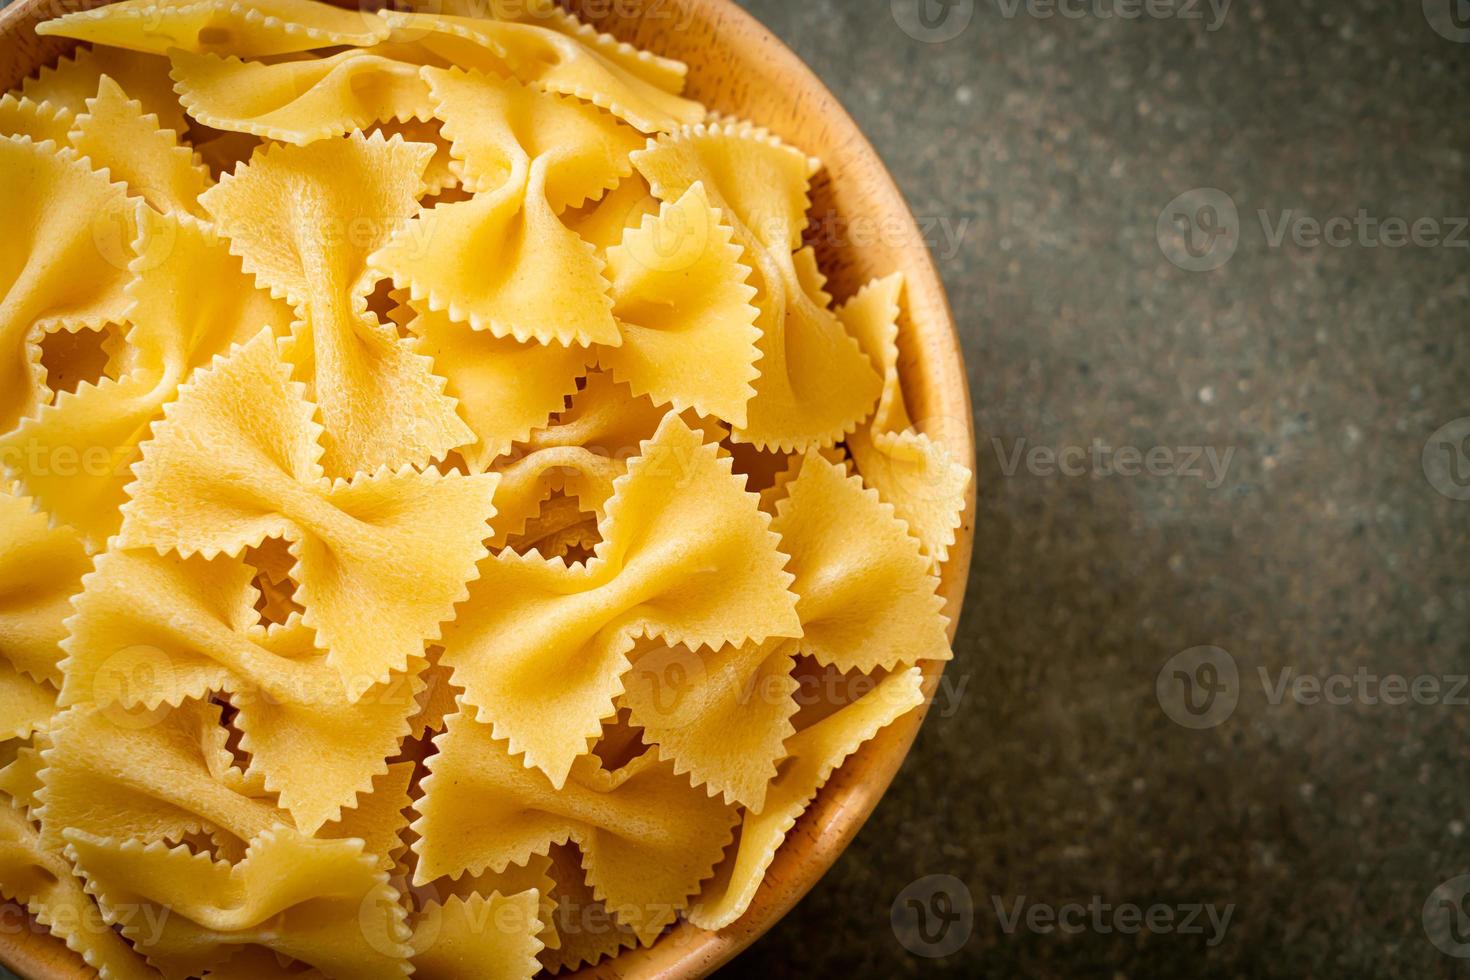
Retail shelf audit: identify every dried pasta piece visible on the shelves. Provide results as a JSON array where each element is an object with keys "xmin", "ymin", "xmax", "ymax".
[
  {"xmin": 407, "ymin": 649, "xmax": 462, "ymax": 740},
  {"xmin": 634, "ymin": 121, "xmax": 817, "ymax": 254},
  {"xmin": 503, "ymin": 496, "xmax": 599, "ymax": 561},
  {"xmin": 59, "ymin": 548, "xmax": 423, "ymax": 834},
  {"xmin": 488, "ymin": 372, "xmax": 666, "ymax": 545},
  {"xmin": 600, "ymin": 182, "xmax": 761, "ymax": 427},
  {"xmin": 2, "ymin": 210, "xmax": 293, "ymax": 549},
  {"xmin": 424, "ymin": 68, "xmax": 640, "ymax": 211},
  {"xmin": 840, "ymin": 273, "xmax": 972, "ymax": 566},
  {"xmin": 0, "ymin": 741, "xmax": 46, "ymax": 813},
  {"xmin": 427, "ymin": 0, "xmax": 688, "ymax": 97},
  {"xmin": 373, "ymin": 118, "xmax": 457, "ymax": 194},
  {"xmin": 690, "ymin": 666, "xmax": 925, "ymax": 930},
  {"xmin": 412, "ymin": 0, "xmax": 689, "ymax": 98},
  {"xmin": 240, "ymin": 629, "xmax": 422, "ymax": 837},
  {"xmin": 0, "ymin": 136, "xmax": 135, "ymax": 434},
  {"xmin": 770, "ymin": 452, "xmax": 951, "ymax": 673},
  {"xmin": 407, "ymin": 304, "xmax": 595, "ymax": 472},
  {"xmin": 66, "ymin": 827, "xmax": 411, "ymax": 980},
  {"xmin": 0, "ymin": 659, "xmax": 58, "ymax": 746},
  {"xmin": 410, "ymin": 890, "xmax": 544, "ymax": 980},
  {"xmin": 37, "ymin": 700, "xmax": 283, "ymax": 853},
  {"xmin": 513, "ymin": 3, "xmax": 688, "ymax": 96},
  {"xmin": 323, "ymin": 761, "xmax": 415, "ymax": 871},
  {"xmin": 0, "ymin": 490, "xmax": 88, "ymax": 740},
  {"xmin": 436, "ymin": 850, "xmax": 560, "ymax": 956},
  {"xmin": 69, "ymin": 75, "xmax": 211, "ymax": 216},
  {"xmin": 379, "ymin": 11, "xmax": 703, "ymax": 134},
  {"xmin": 37, "ymin": 0, "xmax": 392, "ymax": 57},
  {"xmin": 117, "ymin": 330, "xmax": 498, "ymax": 694},
  {"xmin": 536, "ymin": 843, "xmax": 636, "ymax": 973},
  {"xmin": 0, "ymin": 803, "xmax": 155, "ymax": 980},
  {"xmin": 564, "ymin": 172, "xmax": 657, "ymax": 253},
  {"xmin": 441, "ymin": 413, "xmax": 800, "ymax": 787},
  {"xmin": 412, "ymin": 711, "xmax": 738, "ymax": 944},
  {"xmin": 634, "ymin": 124, "xmax": 882, "ymax": 450},
  {"xmin": 22, "ymin": 45, "xmax": 189, "ymax": 134},
  {"xmin": 0, "ymin": 93, "xmax": 74, "ymax": 144},
  {"xmin": 370, "ymin": 68, "xmax": 638, "ymax": 347},
  {"xmin": 200, "ymin": 130, "xmax": 473, "ymax": 476},
  {"xmin": 621, "ymin": 640, "xmax": 798, "ymax": 813},
  {"xmin": 171, "ymin": 47, "xmax": 435, "ymax": 146}
]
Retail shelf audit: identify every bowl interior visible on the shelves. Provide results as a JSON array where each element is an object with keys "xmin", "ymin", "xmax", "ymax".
[{"xmin": 0, "ymin": 1, "xmax": 976, "ymax": 977}]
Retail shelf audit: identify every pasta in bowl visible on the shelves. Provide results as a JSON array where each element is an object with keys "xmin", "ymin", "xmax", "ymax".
[{"xmin": 0, "ymin": 0, "xmax": 975, "ymax": 976}]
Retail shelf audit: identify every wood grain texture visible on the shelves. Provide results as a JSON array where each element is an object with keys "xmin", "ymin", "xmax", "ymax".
[{"xmin": 0, "ymin": 1, "xmax": 976, "ymax": 977}]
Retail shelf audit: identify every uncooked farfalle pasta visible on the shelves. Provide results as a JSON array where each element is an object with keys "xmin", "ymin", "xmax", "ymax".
[{"xmin": 0, "ymin": 0, "xmax": 971, "ymax": 976}]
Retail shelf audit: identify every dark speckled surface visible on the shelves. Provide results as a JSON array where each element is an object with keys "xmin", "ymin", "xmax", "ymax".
[{"xmin": 724, "ymin": 1, "xmax": 1470, "ymax": 978}]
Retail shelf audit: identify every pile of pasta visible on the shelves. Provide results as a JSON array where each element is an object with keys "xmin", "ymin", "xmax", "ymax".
[{"xmin": 0, "ymin": 0, "xmax": 970, "ymax": 976}]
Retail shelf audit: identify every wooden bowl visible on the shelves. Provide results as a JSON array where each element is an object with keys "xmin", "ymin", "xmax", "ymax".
[{"xmin": 0, "ymin": 1, "xmax": 976, "ymax": 977}]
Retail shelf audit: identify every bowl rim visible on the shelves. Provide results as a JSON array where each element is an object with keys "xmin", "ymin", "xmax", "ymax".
[{"xmin": 0, "ymin": 1, "xmax": 978, "ymax": 977}]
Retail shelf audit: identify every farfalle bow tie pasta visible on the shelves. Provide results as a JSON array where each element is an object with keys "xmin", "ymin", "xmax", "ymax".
[{"xmin": 0, "ymin": 0, "xmax": 970, "ymax": 976}]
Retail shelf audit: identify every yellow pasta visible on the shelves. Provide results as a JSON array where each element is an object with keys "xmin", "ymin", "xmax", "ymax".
[
  {"xmin": 373, "ymin": 117, "xmax": 458, "ymax": 194},
  {"xmin": 0, "ymin": 92, "xmax": 74, "ymax": 144},
  {"xmin": 117, "ymin": 330, "xmax": 497, "ymax": 693},
  {"xmin": 37, "ymin": 699, "xmax": 281, "ymax": 854},
  {"xmin": 22, "ymin": 45, "xmax": 189, "ymax": 135},
  {"xmin": 622, "ymin": 639, "xmax": 799, "ymax": 812},
  {"xmin": 440, "ymin": 413, "xmax": 800, "ymax": 788},
  {"xmin": 37, "ymin": 0, "xmax": 392, "ymax": 57},
  {"xmin": 378, "ymin": 10, "xmax": 704, "ymax": 134},
  {"xmin": 0, "ymin": 490, "xmax": 88, "ymax": 741},
  {"xmin": 840, "ymin": 273, "xmax": 972, "ymax": 566},
  {"xmin": 1, "ymin": 1, "xmax": 965, "ymax": 972},
  {"xmin": 408, "ymin": 302, "xmax": 596, "ymax": 472},
  {"xmin": 69, "ymin": 75, "xmax": 212, "ymax": 216},
  {"xmin": 0, "ymin": 740, "xmax": 45, "ymax": 813},
  {"xmin": 65, "ymin": 827, "xmax": 411, "ymax": 980},
  {"xmin": 370, "ymin": 67, "xmax": 638, "ymax": 347},
  {"xmin": 690, "ymin": 667, "xmax": 926, "ymax": 930},
  {"xmin": 407, "ymin": 649, "xmax": 463, "ymax": 741},
  {"xmin": 60, "ymin": 549, "xmax": 424, "ymax": 834},
  {"xmin": 0, "ymin": 801, "xmax": 155, "ymax": 980},
  {"xmin": 2, "ymin": 209, "xmax": 292, "ymax": 549},
  {"xmin": 200, "ymin": 131, "xmax": 473, "ymax": 476},
  {"xmin": 172, "ymin": 46, "xmax": 436, "ymax": 146},
  {"xmin": 413, "ymin": 709, "xmax": 738, "ymax": 945},
  {"xmin": 323, "ymin": 761, "xmax": 416, "ymax": 872},
  {"xmin": 768, "ymin": 451, "xmax": 952, "ymax": 672},
  {"xmin": 535, "ymin": 843, "xmax": 638, "ymax": 973},
  {"xmin": 410, "ymin": 890, "xmax": 545, "ymax": 980},
  {"xmin": 633, "ymin": 124, "xmax": 885, "ymax": 450},
  {"xmin": 488, "ymin": 371, "xmax": 667, "ymax": 545},
  {"xmin": 0, "ymin": 136, "xmax": 136, "ymax": 434},
  {"xmin": 600, "ymin": 182, "xmax": 762, "ymax": 427}
]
